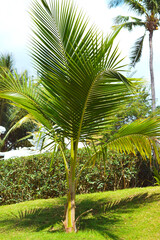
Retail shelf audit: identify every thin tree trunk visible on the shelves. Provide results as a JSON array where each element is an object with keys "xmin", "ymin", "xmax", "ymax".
[
  {"xmin": 64, "ymin": 180, "xmax": 76, "ymax": 232},
  {"xmin": 149, "ymin": 30, "xmax": 156, "ymax": 111},
  {"xmin": 63, "ymin": 138, "xmax": 77, "ymax": 232}
]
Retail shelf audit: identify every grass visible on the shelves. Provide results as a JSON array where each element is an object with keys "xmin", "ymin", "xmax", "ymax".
[{"xmin": 0, "ymin": 186, "xmax": 160, "ymax": 239}]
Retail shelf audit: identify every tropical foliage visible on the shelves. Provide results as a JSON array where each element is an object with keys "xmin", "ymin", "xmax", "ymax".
[
  {"xmin": 0, "ymin": 113, "xmax": 34, "ymax": 151},
  {"xmin": 109, "ymin": 0, "xmax": 160, "ymax": 111},
  {"xmin": 0, "ymin": 149, "xmax": 139, "ymax": 205},
  {"xmin": 0, "ymin": 55, "xmax": 36, "ymax": 151},
  {"xmin": 1, "ymin": 0, "xmax": 160, "ymax": 232},
  {"xmin": 103, "ymin": 84, "xmax": 152, "ymax": 141},
  {"xmin": 153, "ymin": 167, "xmax": 160, "ymax": 185}
]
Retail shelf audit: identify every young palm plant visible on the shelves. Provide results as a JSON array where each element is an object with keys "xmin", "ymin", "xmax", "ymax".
[
  {"xmin": 0, "ymin": 0, "xmax": 160, "ymax": 232},
  {"xmin": 109, "ymin": 0, "xmax": 160, "ymax": 111}
]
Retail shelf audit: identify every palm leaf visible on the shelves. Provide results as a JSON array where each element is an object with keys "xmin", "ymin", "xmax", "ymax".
[
  {"xmin": 144, "ymin": 0, "xmax": 159, "ymax": 13},
  {"xmin": 130, "ymin": 33, "xmax": 146, "ymax": 67},
  {"xmin": 107, "ymin": 117, "xmax": 160, "ymax": 162},
  {"xmin": 109, "ymin": 0, "xmax": 147, "ymax": 15},
  {"xmin": 109, "ymin": 0, "xmax": 124, "ymax": 8},
  {"xmin": 0, "ymin": 71, "xmax": 52, "ymax": 130},
  {"xmin": 113, "ymin": 15, "xmax": 145, "ymax": 31},
  {"xmin": 124, "ymin": 0, "xmax": 147, "ymax": 15},
  {"xmin": 91, "ymin": 117, "xmax": 160, "ymax": 166},
  {"xmin": 114, "ymin": 15, "xmax": 130, "ymax": 25},
  {"xmin": 0, "ymin": 114, "xmax": 34, "ymax": 150},
  {"xmin": 29, "ymin": 0, "xmax": 134, "ymax": 140}
]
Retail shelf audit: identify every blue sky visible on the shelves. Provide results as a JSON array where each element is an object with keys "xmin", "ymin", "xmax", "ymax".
[{"xmin": 0, "ymin": 0, "xmax": 160, "ymax": 105}]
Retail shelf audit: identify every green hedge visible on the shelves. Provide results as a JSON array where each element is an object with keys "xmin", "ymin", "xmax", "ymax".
[{"xmin": 0, "ymin": 149, "xmax": 150, "ymax": 205}]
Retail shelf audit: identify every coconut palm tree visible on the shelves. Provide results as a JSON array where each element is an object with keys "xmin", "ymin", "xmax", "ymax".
[
  {"xmin": 0, "ymin": 0, "xmax": 160, "ymax": 232},
  {"xmin": 109, "ymin": 0, "xmax": 160, "ymax": 111}
]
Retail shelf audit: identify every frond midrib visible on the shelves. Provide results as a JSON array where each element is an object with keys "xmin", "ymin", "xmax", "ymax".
[{"xmin": 75, "ymin": 69, "xmax": 106, "ymax": 142}]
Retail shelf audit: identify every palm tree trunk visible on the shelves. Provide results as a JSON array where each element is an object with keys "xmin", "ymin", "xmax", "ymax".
[
  {"xmin": 149, "ymin": 30, "xmax": 156, "ymax": 111},
  {"xmin": 64, "ymin": 180, "xmax": 76, "ymax": 232},
  {"xmin": 63, "ymin": 138, "xmax": 77, "ymax": 232}
]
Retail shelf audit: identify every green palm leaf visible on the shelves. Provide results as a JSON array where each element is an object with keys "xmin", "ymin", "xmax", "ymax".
[
  {"xmin": 109, "ymin": 0, "xmax": 147, "ymax": 15},
  {"xmin": 90, "ymin": 117, "xmax": 160, "ymax": 167},
  {"xmin": 107, "ymin": 117, "xmax": 160, "ymax": 162},
  {"xmin": 28, "ymin": 0, "xmax": 134, "ymax": 140},
  {"xmin": 113, "ymin": 15, "xmax": 145, "ymax": 31},
  {"xmin": 0, "ymin": 71, "xmax": 52, "ymax": 130},
  {"xmin": 130, "ymin": 33, "xmax": 146, "ymax": 67},
  {"xmin": 144, "ymin": 0, "xmax": 160, "ymax": 13},
  {"xmin": 0, "ymin": 114, "xmax": 33, "ymax": 151}
]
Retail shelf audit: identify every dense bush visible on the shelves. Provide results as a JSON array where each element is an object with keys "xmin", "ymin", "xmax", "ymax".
[
  {"xmin": 0, "ymin": 149, "xmax": 153, "ymax": 205},
  {"xmin": 0, "ymin": 152, "xmax": 67, "ymax": 205}
]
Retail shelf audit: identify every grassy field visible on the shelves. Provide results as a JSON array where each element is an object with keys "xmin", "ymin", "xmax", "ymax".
[{"xmin": 0, "ymin": 186, "xmax": 160, "ymax": 240}]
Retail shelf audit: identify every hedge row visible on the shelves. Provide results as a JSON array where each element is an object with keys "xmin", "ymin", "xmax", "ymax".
[{"xmin": 0, "ymin": 149, "xmax": 153, "ymax": 205}]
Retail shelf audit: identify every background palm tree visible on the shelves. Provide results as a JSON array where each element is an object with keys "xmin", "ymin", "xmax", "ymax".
[
  {"xmin": 0, "ymin": 55, "xmax": 36, "ymax": 151},
  {"xmin": 0, "ymin": 53, "xmax": 14, "ymax": 73},
  {"xmin": 0, "ymin": 0, "xmax": 160, "ymax": 232},
  {"xmin": 109, "ymin": 0, "xmax": 160, "ymax": 111},
  {"xmin": 0, "ymin": 114, "xmax": 33, "ymax": 152}
]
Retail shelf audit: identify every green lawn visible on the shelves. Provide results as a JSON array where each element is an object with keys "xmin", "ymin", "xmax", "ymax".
[{"xmin": 0, "ymin": 186, "xmax": 160, "ymax": 240}]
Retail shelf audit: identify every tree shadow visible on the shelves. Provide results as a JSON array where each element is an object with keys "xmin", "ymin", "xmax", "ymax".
[
  {"xmin": 0, "ymin": 199, "xmax": 66, "ymax": 233},
  {"xmin": 75, "ymin": 192, "xmax": 160, "ymax": 239},
  {"xmin": 1, "ymin": 191, "xmax": 160, "ymax": 239}
]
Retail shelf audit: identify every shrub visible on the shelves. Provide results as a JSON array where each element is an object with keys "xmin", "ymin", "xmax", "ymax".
[
  {"xmin": 0, "ymin": 152, "xmax": 67, "ymax": 205},
  {"xmin": 0, "ymin": 149, "xmax": 150, "ymax": 205}
]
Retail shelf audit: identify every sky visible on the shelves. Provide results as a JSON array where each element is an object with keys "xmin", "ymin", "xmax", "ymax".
[{"xmin": 0, "ymin": 0, "xmax": 160, "ymax": 105}]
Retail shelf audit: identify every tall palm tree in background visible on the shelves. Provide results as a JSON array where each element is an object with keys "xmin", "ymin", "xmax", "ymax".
[
  {"xmin": 1, "ymin": 0, "xmax": 160, "ymax": 232},
  {"xmin": 109, "ymin": 0, "xmax": 160, "ymax": 111}
]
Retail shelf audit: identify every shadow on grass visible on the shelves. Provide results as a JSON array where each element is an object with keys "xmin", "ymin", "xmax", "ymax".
[{"xmin": 1, "ymin": 191, "xmax": 160, "ymax": 239}]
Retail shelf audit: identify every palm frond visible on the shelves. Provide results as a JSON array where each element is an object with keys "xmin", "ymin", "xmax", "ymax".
[
  {"xmin": 80, "ymin": 71, "xmax": 134, "ymax": 140},
  {"xmin": 0, "ymin": 71, "xmax": 52, "ymax": 130},
  {"xmin": 125, "ymin": 0, "xmax": 147, "ymax": 15},
  {"xmin": 91, "ymin": 117, "xmax": 160, "ymax": 165},
  {"xmin": 144, "ymin": 0, "xmax": 159, "ymax": 13},
  {"xmin": 0, "ymin": 114, "xmax": 34, "ymax": 150},
  {"xmin": 130, "ymin": 33, "xmax": 146, "ymax": 67},
  {"xmin": 109, "ymin": 0, "xmax": 147, "ymax": 15},
  {"xmin": 107, "ymin": 117, "xmax": 160, "ymax": 162},
  {"xmin": 114, "ymin": 15, "xmax": 130, "ymax": 25},
  {"xmin": 113, "ymin": 15, "xmax": 145, "ymax": 31},
  {"xmin": 109, "ymin": 0, "xmax": 124, "ymax": 8},
  {"xmin": 29, "ymin": 0, "xmax": 134, "ymax": 140}
]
